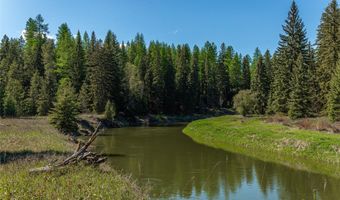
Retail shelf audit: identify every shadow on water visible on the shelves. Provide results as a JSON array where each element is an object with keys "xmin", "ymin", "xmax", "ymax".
[
  {"xmin": 94, "ymin": 126, "xmax": 340, "ymax": 200},
  {"xmin": 0, "ymin": 150, "xmax": 69, "ymax": 164}
]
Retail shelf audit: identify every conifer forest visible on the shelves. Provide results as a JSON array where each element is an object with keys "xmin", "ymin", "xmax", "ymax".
[{"xmin": 0, "ymin": 1, "xmax": 339, "ymax": 123}]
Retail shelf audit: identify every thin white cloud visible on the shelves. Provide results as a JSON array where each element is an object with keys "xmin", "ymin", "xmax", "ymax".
[
  {"xmin": 20, "ymin": 29, "xmax": 55, "ymax": 40},
  {"xmin": 46, "ymin": 34, "xmax": 55, "ymax": 40},
  {"xmin": 169, "ymin": 29, "xmax": 181, "ymax": 35}
]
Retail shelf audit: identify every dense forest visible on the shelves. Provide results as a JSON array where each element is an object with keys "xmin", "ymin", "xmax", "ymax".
[{"xmin": 0, "ymin": 0, "xmax": 339, "ymax": 122}]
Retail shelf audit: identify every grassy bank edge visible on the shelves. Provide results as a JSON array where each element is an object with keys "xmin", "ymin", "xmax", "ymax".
[
  {"xmin": 183, "ymin": 115, "xmax": 340, "ymax": 178},
  {"xmin": 0, "ymin": 117, "xmax": 149, "ymax": 199}
]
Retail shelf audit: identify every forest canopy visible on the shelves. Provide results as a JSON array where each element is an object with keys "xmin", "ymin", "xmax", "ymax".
[{"xmin": 0, "ymin": 0, "xmax": 339, "ymax": 121}]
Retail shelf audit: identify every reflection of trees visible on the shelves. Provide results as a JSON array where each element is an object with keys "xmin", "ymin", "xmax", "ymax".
[{"xmin": 95, "ymin": 127, "xmax": 340, "ymax": 200}]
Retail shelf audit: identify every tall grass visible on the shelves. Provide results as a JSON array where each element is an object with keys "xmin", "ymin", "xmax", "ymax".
[{"xmin": 0, "ymin": 117, "xmax": 149, "ymax": 199}]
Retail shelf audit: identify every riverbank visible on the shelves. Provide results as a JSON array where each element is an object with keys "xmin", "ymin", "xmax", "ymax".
[
  {"xmin": 183, "ymin": 115, "xmax": 340, "ymax": 178},
  {"xmin": 78, "ymin": 108, "xmax": 234, "ymax": 135},
  {"xmin": 0, "ymin": 117, "xmax": 149, "ymax": 199}
]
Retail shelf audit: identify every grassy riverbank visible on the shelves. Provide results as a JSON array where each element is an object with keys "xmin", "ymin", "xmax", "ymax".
[
  {"xmin": 0, "ymin": 117, "xmax": 149, "ymax": 199},
  {"xmin": 183, "ymin": 115, "xmax": 340, "ymax": 178}
]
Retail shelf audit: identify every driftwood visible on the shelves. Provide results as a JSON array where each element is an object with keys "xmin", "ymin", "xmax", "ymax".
[{"xmin": 29, "ymin": 122, "xmax": 106, "ymax": 173}]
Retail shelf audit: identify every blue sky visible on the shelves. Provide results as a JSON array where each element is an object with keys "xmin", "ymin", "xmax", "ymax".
[{"xmin": 0, "ymin": 0, "xmax": 329, "ymax": 55}]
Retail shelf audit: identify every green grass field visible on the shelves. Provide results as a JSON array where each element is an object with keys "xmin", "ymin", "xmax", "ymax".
[
  {"xmin": 0, "ymin": 117, "xmax": 149, "ymax": 200},
  {"xmin": 183, "ymin": 115, "xmax": 340, "ymax": 178}
]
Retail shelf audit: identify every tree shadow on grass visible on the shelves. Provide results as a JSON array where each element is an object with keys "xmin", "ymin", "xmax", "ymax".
[{"xmin": 0, "ymin": 150, "xmax": 70, "ymax": 164}]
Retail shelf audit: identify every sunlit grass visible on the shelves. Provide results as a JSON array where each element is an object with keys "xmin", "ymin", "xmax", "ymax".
[
  {"xmin": 0, "ymin": 117, "xmax": 149, "ymax": 199},
  {"xmin": 183, "ymin": 115, "xmax": 340, "ymax": 178}
]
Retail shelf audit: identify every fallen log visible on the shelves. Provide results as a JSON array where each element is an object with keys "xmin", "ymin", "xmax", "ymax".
[{"xmin": 29, "ymin": 122, "xmax": 105, "ymax": 174}]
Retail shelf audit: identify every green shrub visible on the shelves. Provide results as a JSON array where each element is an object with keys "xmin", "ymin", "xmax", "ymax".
[
  {"xmin": 105, "ymin": 100, "xmax": 116, "ymax": 121},
  {"xmin": 233, "ymin": 90, "xmax": 256, "ymax": 116}
]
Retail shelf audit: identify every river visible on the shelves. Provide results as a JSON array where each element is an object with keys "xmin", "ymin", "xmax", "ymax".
[{"xmin": 94, "ymin": 125, "xmax": 340, "ymax": 200}]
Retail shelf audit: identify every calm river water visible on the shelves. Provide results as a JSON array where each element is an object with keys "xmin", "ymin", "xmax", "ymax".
[{"xmin": 94, "ymin": 125, "xmax": 340, "ymax": 200}]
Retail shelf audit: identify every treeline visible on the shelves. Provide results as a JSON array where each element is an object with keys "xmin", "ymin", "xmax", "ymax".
[
  {"xmin": 0, "ymin": 0, "xmax": 339, "ymax": 122},
  {"xmin": 0, "ymin": 17, "xmax": 253, "ymax": 117}
]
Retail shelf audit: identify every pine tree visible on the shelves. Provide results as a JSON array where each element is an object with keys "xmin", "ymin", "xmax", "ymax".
[
  {"xmin": 28, "ymin": 71, "xmax": 43, "ymax": 115},
  {"xmin": 56, "ymin": 23, "xmax": 74, "ymax": 78},
  {"xmin": 269, "ymin": 1, "xmax": 309, "ymax": 114},
  {"xmin": 242, "ymin": 55, "xmax": 251, "ymax": 90},
  {"xmin": 37, "ymin": 80, "xmax": 50, "ymax": 116},
  {"xmin": 70, "ymin": 31, "xmax": 85, "ymax": 92},
  {"xmin": 327, "ymin": 59, "xmax": 340, "ymax": 121},
  {"xmin": 188, "ymin": 45, "xmax": 200, "ymax": 110},
  {"xmin": 317, "ymin": 0, "xmax": 340, "ymax": 111},
  {"xmin": 79, "ymin": 32, "xmax": 99, "ymax": 112},
  {"xmin": 203, "ymin": 42, "xmax": 218, "ymax": 108},
  {"xmin": 4, "ymin": 58, "xmax": 25, "ymax": 116},
  {"xmin": 49, "ymin": 78, "xmax": 79, "ymax": 134},
  {"xmin": 264, "ymin": 50, "xmax": 272, "ymax": 86},
  {"xmin": 126, "ymin": 33, "xmax": 148, "ymax": 111},
  {"xmin": 251, "ymin": 56, "xmax": 268, "ymax": 114},
  {"xmin": 0, "ymin": 35, "xmax": 10, "ymax": 116},
  {"xmin": 251, "ymin": 47, "xmax": 262, "ymax": 80},
  {"xmin": 91, "ymin": 31, "xmax": 121, "ymax": 113},
  {"xmin": 175, "ymin": 44, "xmax": 191, "ymax": 113},
  {"xmin": 42, "ymin": 39, "xmax": 57, "ymax": 111},
  {"xmin": 23, "ymin": 14, "xmax": 48, "ymax": 84},
  {"xmin": 288, "ymin": 54, "xmax": 310, "ymax": 119},
  {"xmin": 79, "ymin": 80, "xmax": 93, "ymax": 112},
  {"xmin": 147, "ymin": 41, "xmax": 165, "ymax": 113},
  {"xmin": 130, "ymin": 33, "xmax": 147, "ymax": 85},
  {"xmin": 306, "ymin": 43, "xmax": 320, "ymax": 115},
  {"xmin": 162, "ymin": 45, "xmax": 176, "ymax": 114},
  {"xmin": 216, "ymin": 43, "xmax": 229, "ymax": 107},
  {"xmin": 83, "ymin": 31, "xmax": 90, "ymax": 54},
  {"xmin": 229, "ymin": 53, "xmax": 242, "ymax": 95}
]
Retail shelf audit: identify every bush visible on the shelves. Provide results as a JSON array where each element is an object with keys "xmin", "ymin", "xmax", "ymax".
[
  {"xmin": 233, "ymin": 90, "xmax": 256, "ymax": 116},
  {"xmin": 105, "ymin": 100, "xmax": 116, "ymax": 121}
]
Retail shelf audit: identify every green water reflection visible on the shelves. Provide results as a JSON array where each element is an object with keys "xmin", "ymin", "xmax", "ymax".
[{"xmin": 94, "ymin": 126, "xmax": 340, "ymax": 200}]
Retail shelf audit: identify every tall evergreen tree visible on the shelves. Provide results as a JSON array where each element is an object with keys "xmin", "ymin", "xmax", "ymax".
[
  {"xmin": 91, "ymin": 31, "xmax": 121, "ymax": 113},
  {"xmin": 251, "ymin": 56, "xmax": 268, "ymax": 114},
  {"xmin": 327, "ymin": 60, "xmax": 340, "ymax": 121},
  {"xmin": 0, "ymin": 35, "xmax": 10, "ymax": 115},
  {"xmin": 131, "ymin": 33, "xmax": 147, "ymax": 85},
  {"xmin": 41, "ymin": 39, "xmax": 57, "ymax": 112},
  {"xmin": 263, "ymin": 50, "xmax": 272, "ymax": 86},
  {"xmin": 204, "ymin": 42, "xmax": 218, "ymax": 107},
  {"xmin": 241, "ymin": 55, "xmax": 251, "ymax": 90},
  {"xmin": 187, "ymin": 45, "xmax": 200, "ymax": 110},
  {"xmin": 146, "ymin": 41, "xmax": 164, "ymax": 113},
  {"xmin": 269, "ymin": 1, "xmax": 309, "ymax": 114},
  {"xmin": 23, "ymin": 14, "xmax": 48, "ymax": 82},
  {"xmin": 251, "ymin": 47, "xmax": 262, "ymax": 79},
  {"xmin": 4, "ymin": 62, "xmax": 25, "ymax": 116},
  {"xmin": 28, "ymin": 71, "xmax": 43, "ymax": 115},
  {"xmin": 79, "ymin": 31, "xmax": 99, "ymax": 112},
  {"xmin": 316, "ymin": 0, "xmax": 340, "ymax": 111},
  {"xmin": 162, "ymin": 45, "xmax": 176, "ymax": 114},
  {"xmin": 229, "ymin": 53, "xmax": 242, "ymax": 95},
  {"xmin": 216, "ymin": 43, "xmax": 229, "ymax": 107},
  {"xmin": 70, "ymin": 31, "xmax": 85, "ymax": 92},
  {"xmin": 306, "ymin": 43, "xmax": 320, "ymax": 115},
  {"xmin": 288, "ymin": 54, "xmax": 311, "ymax": 119},
  {"xmin": 56, "ymin": 23, "xmax": 74, "ymax": 78},
  {"xmin": 175, "ymin": 44, "xmax": 191, "ymax": 113}
]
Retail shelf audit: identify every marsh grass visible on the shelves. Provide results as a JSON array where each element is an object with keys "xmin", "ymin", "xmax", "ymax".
[
  {"xmin": 0, "ymin": 117, "xmax": 149, "ymax": 199},
  {"xmin": 183, "ymin": 115, "xmax": 340, "ymax": 178}
]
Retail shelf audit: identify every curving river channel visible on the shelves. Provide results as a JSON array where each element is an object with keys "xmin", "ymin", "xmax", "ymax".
[{"xmin": 94, "ymin": 125, "xmax": 340, "ymax": 200}]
